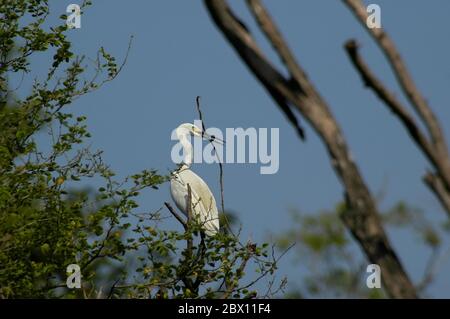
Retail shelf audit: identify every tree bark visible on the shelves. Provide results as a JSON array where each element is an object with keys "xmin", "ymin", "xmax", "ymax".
[
  {"xmin": 204, "ymin": 0, "xmax": 417, "ymax": 298},
  {"xmin": 342, "ymin": 0, "xmax": 450, "ymax": 218}
]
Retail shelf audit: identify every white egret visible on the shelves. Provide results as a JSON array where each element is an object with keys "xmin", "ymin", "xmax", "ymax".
[{"xmin": 170, "ymin": 123, "xmax": 222, "ymax": 236}]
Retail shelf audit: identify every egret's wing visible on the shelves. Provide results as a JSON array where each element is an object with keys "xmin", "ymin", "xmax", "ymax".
[
  {"xmin": 188, "ymin": 185, "xmax": 219, "ymax": 236},
  {"xmin": 173, "ymin": 169, "xmax": 219, "ymax": 236}
]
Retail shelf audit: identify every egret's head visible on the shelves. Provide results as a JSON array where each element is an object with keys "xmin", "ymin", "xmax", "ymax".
[
  {"xmin": 177, "ymin": 123, "xmax": 203, "ymax": 137},
  {"xmin": 176, "ymin": 123, "xmax": 224, "ymax": 144}
]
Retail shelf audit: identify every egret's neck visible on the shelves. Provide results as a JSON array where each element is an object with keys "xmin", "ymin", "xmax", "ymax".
[{"xmin": 178, "ymin": 131, "xmax": 193, "ymax": 167}]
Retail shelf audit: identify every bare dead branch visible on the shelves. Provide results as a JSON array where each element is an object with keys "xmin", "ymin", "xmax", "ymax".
[
  {"xmin": 245, "ymin": 0, "xmax": 310, "ymax": 93},
  {"xmin": 344, "ymin": 40, "xmax": 450, "ymax": 218},
  {"xmin": 344, "ymin": 40, "xmax": 435, "ymax": 164},
  {"xmin": 342, "ymin": 0, "xmax": 447, "ymax": 155},
  {"xmin": 204, "ymin": 0, "xmax": 417, "ymax": 298},
  {"xmin": 204, "ymin": 1, "xmax": 305, "ymax": 140},
  {"xmin": 423, "ymin": 173, "xmax": 450, "ymax": 217},
  {"xmin": 343, "ymin": 2, "xmax": 450, "ymax": 216},
  {"xmin": 342, "ymin": 0, "xmax": 450, "ymax": 185}
]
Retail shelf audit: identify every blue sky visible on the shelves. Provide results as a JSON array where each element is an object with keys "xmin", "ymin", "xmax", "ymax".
[{"xmin": 20, "ymin": 1, "xmax": 450, "ymax": 297}]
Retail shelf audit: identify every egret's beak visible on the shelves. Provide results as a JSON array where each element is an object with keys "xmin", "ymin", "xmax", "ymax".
[{"xmin": 201, "ymin": 132, "xmax": 225, "ymax": 145}]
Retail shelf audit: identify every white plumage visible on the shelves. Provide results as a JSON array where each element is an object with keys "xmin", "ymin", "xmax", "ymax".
[{"xmin": 170, "ymin": 123, "xmax": 220, "ymax": 236}]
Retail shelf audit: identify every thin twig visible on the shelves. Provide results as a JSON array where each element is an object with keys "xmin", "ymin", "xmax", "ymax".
[
  {"xmin": 165, "ymin": 188, "xmax": 195, "ymax": 293},
  {"xmin": 416, "ymin": 246, "xmax": 450, "ymax": 293},
  {"xmin": 193, "ymin": 232, "xmax": 208, "ymax": 290},
  {"xmin": 107, "ymin": 278, "xmax": 121, "ymax": 299},
  {"xmin": 82, "ymin": 221, "xmax": 115, "ymax": 269},
  {"xmin": 109, "ymin": 35, "xmax": 134, "ymax": 81},
  {"xmin": 196, "ymin": 96, "xmax": 225, "ymax": 214},
  {"xmin": 222, "ymin": 248, "xmax": 251, "ymax": 299},
  {"xmin": 186, "ymin": 183, "xmax": 193, "ymax": 253},
  {"xmin": 196, "ymin": 96, "xmax": 207, "ymax": 134},
  {"xmin": 195, "ymin": 96, "xmax": 230, "ymax": 234},
  {"xmin": 164, "ymin": 202, "xmax": 187, "ymax": 230}
]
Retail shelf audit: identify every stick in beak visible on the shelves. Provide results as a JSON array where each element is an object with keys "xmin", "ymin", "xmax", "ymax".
[{"xmin": 202, "ymin": 131, "xmax": 225, "ymax": 144}]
